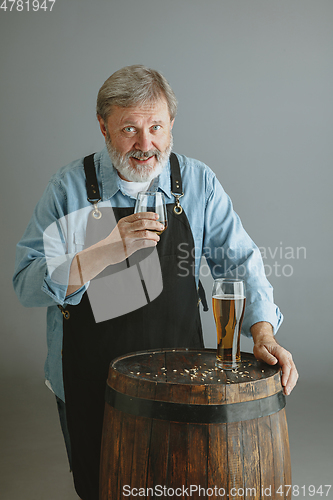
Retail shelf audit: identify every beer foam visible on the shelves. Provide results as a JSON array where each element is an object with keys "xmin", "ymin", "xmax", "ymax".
[{"xmin": 213, "ymin": 294, "xmax": 246, "ymax": 300}]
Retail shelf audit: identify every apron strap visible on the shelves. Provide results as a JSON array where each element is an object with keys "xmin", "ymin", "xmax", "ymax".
[
  {"xmin": 170, "ymin": 153, "xmax": 184, "ymax": 215},
  {"xmin": 83, "ymin": 153, "xmax": 100, "ymax": 202},
  {"xmin": 170, "ymin": 152, "xmax": 182, "ymax": 194},
  {"xmin": 84, "ymin": 153, "xmax": 102, "ymax": 219},
  {"xmin": 198, "ymin": 280, "xmax": 209, "ymax": 312}
]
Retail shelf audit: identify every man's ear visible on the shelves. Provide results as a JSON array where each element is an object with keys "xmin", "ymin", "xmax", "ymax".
[{"xmin": 97, "ymin": 115, "xmax": 107, "ymax": 139}]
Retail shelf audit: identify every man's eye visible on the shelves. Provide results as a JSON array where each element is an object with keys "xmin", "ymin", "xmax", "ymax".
[
  {"xmin": 124, "ymin": 127, "xmax": 136, "ymax": 133},
  {"xmin": 152, "ymin": 125, "xmax": 161, "ymax": 131}
]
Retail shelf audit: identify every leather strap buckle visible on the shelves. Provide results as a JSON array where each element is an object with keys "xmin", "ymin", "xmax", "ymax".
[{"xmin": 171, "ymin": 191, "xmax": 184, "ymax": 215}]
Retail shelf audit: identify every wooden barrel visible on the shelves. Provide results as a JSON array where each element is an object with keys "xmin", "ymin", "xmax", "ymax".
[{"xmin": 100, "ymin": 349, "xmax": 291, "ymax": 500}]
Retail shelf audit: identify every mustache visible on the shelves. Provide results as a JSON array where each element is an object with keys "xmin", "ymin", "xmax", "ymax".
[{"xmin": 127, "ymin": 149, "xmax": 161, "ymax": 160}]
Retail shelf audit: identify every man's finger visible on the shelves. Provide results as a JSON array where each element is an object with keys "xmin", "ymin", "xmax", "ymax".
[
  {"xmin": 133, "ymin": 219, "xmax": 165, "ymax": 233},
  {"xmin": 126, "ymin": 212, "xmax": 160, "ymax": 222},
  {"xmin": 253, "ymin": 344, "xmax": 278, "ymax": 365},
  {"xmin": 263, "ymin": 350, "xmax": 278, "ymax": 365},
  {"xmin": 281, "ymin": 362, "xmax": 292, "ymax": 389},
  {"xmin": 121, "ymin": 216, "xmax": 164, "ymax": 235},
  {"xmin": 281, "ymin": 360, "xmax": 298, "ymax": 395},
  {"xmin": 271, "ymin": 347, "xmax": 298, "ymax": 395},
  {"xmin": 286, "ymin": 365, "xmax": 299, "ymax": 395}
]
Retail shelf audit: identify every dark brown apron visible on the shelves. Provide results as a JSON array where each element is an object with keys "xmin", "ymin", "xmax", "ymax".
[{"xmin": 61, "ymin": 153, "xmax": 206, "ymax": 500}]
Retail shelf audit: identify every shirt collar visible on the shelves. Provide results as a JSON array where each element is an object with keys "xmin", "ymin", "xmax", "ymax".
[{"xmin": 98, "ymin": 146, "xmax": 173, "ymax": 201}]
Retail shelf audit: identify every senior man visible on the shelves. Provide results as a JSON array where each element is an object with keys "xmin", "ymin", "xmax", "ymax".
[{"xmin": 13, "ymin": 65, "xmax": 298, "ymax": 500}]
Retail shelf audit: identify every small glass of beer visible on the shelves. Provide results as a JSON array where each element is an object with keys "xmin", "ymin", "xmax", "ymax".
[
  {"xmin": 134, "ymin": 192, "xmax": 168, "ymax": 235},
  {"xmin": 212, "ymin": 279, "xmax": 246, "ymax": 370}
]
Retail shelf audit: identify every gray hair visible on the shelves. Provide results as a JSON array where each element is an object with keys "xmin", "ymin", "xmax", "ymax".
[{"xmin": 96, "ymin": 65, "xmax": 177, "ymax": 122}]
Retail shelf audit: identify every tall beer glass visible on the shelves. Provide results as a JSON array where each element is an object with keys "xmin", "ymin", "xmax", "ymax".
[{"xmin": 212, "ymin": 279, "xmax": 246, "ymax": 370}]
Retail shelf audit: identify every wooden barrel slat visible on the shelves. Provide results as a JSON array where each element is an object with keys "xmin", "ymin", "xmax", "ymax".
[
  {"xmin": 154, "ymin": 375, "xmax": 171, "ymax": 402},
  {"xmin": 226, "ymin": 379, "xmax": 241, "ymax": 404},
  {"xmin": 99, "ymin": 406, "xmax": 122, "ymax": 499},
  {"xmin": 169, "ymin": 377, "xmax": 192, "ymax": 405},
  {"xmin": 188, "ymin": 423, "xmax": 208, "ymax": 488},
  {"xmin": 270, "ymin": 412, "xmax": 284, "ymax": 497},
  {"xmin": 118, "ymin": 413, "xmax": 136, "ymax": 495},
  {"xmin": 281, "ymin": 411, "xmax": 292, "ymax": 488},
  {"xmin": 208, "ymin": 424, "xmax": 228, "ymax": 500},
  {"xmin": 238, "ymin": 378, "xmax": 255, "ymax": 404},
  {"xmin": 266, "ymin": 371, "xmax": 280, "ymax": 396},
  {"xmin": 167, "ymin": 377, "xmax": 191, "ymax": 492},
  {"xmin": 168, "ymin": 421, "xmax": 189, "ymax": 491},
  {"xmin": 260, "ymin": 414, "xmax": 278, "ymax": 496},
  {"xmin": 207, "ymin": 380, "xmax": 226, "ymax": 404},
  {"xmin": 130, "ymin": 382, "xmax": 156, "ymax": 495},
  {"xmin": 145, "ymin": 379, "xmax": 172, "ymax": 495},
  {"xmin": 192, "ymin": 383, "xmax": 209, "ymax": 404},
  {"xmin": 271, "ymin": 409, "xmax": 292, "ymax": 498},
  {"xmin": 146, "ymin": 418, "xmax": 170, "ymax": 494},
  {"xmin": 227, "ymin": 421, "xmax": 245, "ymax": 499},
  {"xmin": 100, "ymin": 349, "xmax": 291, "ymax": 500},
  {"xmin": 112, "ymin": 370, "xmax": 137, "ymax": 497},
  {"xmin": 242, "ymin": 418, "xmax": 261, "ymax": 496},
  {"xmin": 130, "ymin": 420, "xmax": 152, "ymax": 493},
  {"xmin": 188, "ymin": 384, "xmax": 209, "ymax": 493},
  {"xmin": 130, "ymin": 418, "xmax": 152, "ymax": 492}
]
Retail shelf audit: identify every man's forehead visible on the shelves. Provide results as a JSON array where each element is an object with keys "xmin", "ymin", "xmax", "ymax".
[{"xmin": 109, "ymin": 99, "xmax": 170, "ymax": 123}]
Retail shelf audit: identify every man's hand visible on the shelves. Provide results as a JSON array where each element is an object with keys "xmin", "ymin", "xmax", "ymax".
[
  {"xmin": 251, "ymin": 322, "xmax": 299, "ymax": 396},
  {"xmin": 66, "ymin": 212, "xmax": 164, "ymax": 296},
  {"xmin": 107, "ymin": 212, "xmax": 164, "ymax": 262}
]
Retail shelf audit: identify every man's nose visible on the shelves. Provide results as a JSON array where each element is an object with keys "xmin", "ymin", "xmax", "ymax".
[{"xmin": 135, "ymin": 130, "xmax": 152, "ymax": 152}]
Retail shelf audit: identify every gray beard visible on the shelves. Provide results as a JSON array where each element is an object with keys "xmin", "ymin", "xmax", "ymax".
[{"xmin": 106, "ymin": 133, "xmax": 173, "ymax": 183}]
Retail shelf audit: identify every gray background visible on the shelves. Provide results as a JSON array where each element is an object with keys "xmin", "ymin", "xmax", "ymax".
[{"xmin": 1, "ymin": 0, "xmax": 332, "ymax": 499}]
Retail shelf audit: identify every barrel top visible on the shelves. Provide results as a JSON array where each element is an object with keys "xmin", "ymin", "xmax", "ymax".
[{"xmin": 110, "ymin": 349, "xmax": 281, "ymax": 386}]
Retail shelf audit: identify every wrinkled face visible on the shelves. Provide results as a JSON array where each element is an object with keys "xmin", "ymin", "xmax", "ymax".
[{"xmin": 98, "ymin": 98, "xmax": 174, "ymax": 182}]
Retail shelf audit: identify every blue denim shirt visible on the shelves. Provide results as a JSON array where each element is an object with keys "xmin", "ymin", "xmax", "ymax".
[{"xmin": 13, "ymin": 147, "xmax": 283, "ymax": 401}]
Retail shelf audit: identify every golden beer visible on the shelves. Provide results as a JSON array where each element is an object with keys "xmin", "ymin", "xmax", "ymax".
[{"xmin": 212, "ymin": 281, "xmax": 246, "ymax": 369}]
